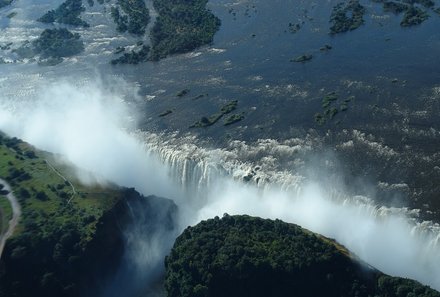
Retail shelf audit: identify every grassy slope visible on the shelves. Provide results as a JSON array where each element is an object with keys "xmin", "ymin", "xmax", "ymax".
[
  {"xmin": 0, "ymin": 134, "xmax": 121, "ymax": 244},
  {"xmin": 0, "ymin": 132, "xmax": 141, "ymax": 296}
]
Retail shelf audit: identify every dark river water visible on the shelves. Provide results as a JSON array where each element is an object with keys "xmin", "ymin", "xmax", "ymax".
[
  {"xmin": 1, "ymin": 0, "xmax": 440, "ymax": 293},
  {"xmin": 1, "ymin": 0, "xmax": 440, "ymax": 216}
]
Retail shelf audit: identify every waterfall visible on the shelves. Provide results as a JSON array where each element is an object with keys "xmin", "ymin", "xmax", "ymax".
[{"xmin": 139, "ymin": 130, "xmax": 440, "ymax": 290}]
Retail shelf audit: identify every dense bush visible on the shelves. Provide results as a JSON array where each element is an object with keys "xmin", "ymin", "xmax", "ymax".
[
  {"xmin": 32, "ymin": 28, "xmax": 84, "ymax": 58},
  {"xmin": 330, "ymin": 0, "xmax": 365, "ymax": 34},
  {"xmin": 111, "ymin": 45, "xmax": 150, "ymax": 65},
  {"xmin": 0, "ymin": 187, "xmax": 176, "ymax": 297},
  {"xmin": 165, "ymin": 215, "xmax": 440, "ymax": 297},
  {"xmin": 374, "ymin": 0, "xmax": 432, "ymax": 27},
  {"xmin": 38, "ymin": 0, "xmax": 89, "ymax": 27},
  {"xmin": 150, "ymin": 0, "xmax": 221, "ymax": 60},
  {"xmin": 111, "ymin": 0, "xmax": 150, "ymax": 35}
]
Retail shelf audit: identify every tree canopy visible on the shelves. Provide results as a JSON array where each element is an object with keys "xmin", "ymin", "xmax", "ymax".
[{"xmin": 165, "ymin": 215, "xmax": 440, "ymax": 297}]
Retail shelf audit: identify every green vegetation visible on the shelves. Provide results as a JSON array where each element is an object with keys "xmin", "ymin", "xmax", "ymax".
[
  {"xmin": 111, "ymin": 45, "xmax": 150, "ymax": 65},
  {"xmin": 314, "ymin": 92, "xmax": 353, "ymax": 126},
  {"xmin": 378, "ymin": 0, "xmax": 434, "ymax": 9},
  {"xmin": 330, "ymin": 0, "xmax": 365, "ymax": 34},
  {"xmin": 0, "ymin": 133, "xmax": 119, "ymax": 245},
  {"xmin": 329, "ymin": 0, "xmax": 434, "ymax": 33},
  {"xmin": 288, "ymin": 22, "xmax": 302, "ymax": 33},
  {"xmin": 0, "ymin": 194, "xmax": 13, "ymax": 233},
  {"xmin": 6, "ymin": 11, "xmax": 17, "ymax": 18},
  {"xmin": 220, "ymin": 100, "xmax": 238, "ymax": 114},
  {"xmin": 383, "ymin": 1, "xmax": 409, "ymax": 14},
  {"xmin": 38, "ymin": 0, "xmax": 89, "ymax": 27},
  {"xmin": 291, "ymin": 54, "xmax": 313, "ymax": 63},
  {"xmin": 0, "ymin": 133, "xmax": 176, "ymax": 297},
  {"xmin": 0, "ymin": 0, "xmax": 13, "ymax": 9},
  {"xmin": 322, "ymin": 92, "xmax": 339, "ymax": 109},
  {"xmin": 33, "ymin": 28, "xmax": 84, "ymax": 59},
  {"xmin": 314, "ymin": 113, "xmax": 326, "ymax": 126},
  {"xmin": 149, "ymin": 0, "xmax": 221, "ymax": 60},
  {"xmin": 190, "ymin": 114, "xmax": 223, "ymax": 128},
  {"xmin": 190, "ymin": 100, "xmax": 238, "ymax": 128},
  {"xmin": 110, "ymin": 0, "xmax": 150, "ymax": 35},
  {"xmin": 224, "ymin": 113, "xmax": 244, "ymax": 126},
  {"xmin": 401, "ymin": 6, "xmax": 430, "ymax": 26},
  {"xmin": 375, "ymin": 0, "xmax": 432, "ymax": 26},
  {"xmin": 165, "ymin": 215, "xmax": 440, "ymax": 297}
]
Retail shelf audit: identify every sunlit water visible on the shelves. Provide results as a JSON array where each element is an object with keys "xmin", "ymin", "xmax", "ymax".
[{"xmin": 1, "ymin": 0, "xmax": 440, "ymax": 295}]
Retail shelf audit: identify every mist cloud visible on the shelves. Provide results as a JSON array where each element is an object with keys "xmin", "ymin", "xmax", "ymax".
[
  {"xmin": 1, "ymin": 80, "xmax": 439, "ymax": 293},
  {"xmin": 0, "ymin": 80, "xmax": 179, "ymax": 200}
]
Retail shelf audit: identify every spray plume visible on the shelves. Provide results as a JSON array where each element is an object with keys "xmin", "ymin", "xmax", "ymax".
[{"xmin": 0, "ymin": 80, "xmax": 439, "ymax": 293}]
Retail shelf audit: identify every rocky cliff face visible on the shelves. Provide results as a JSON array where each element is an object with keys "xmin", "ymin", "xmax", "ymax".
[{"xmin": 0, "ymin": 189, "xmax": 177, "ymax": 297}]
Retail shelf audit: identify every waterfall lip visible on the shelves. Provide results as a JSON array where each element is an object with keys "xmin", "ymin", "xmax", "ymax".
[
  {"xmin": 138, "ymin": 129, "xmax": 440, "ymax": 290},
  {"xmin": 139, "ymin": 129, "xmax": 440, "ymax": 235}
]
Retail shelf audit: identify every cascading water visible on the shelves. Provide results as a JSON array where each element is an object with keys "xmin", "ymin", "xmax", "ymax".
[
  {"xmin": 1, "ymin": 80, "xmax": 440, "ymax": 294},
  {"xmin": 141, "ymin": 130, "xmax": 440, "ymax": 291}
]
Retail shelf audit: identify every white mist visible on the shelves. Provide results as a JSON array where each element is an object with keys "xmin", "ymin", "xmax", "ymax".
[{"xmin": 1, "ymin": 81, "xmax": 439, "ymax": 292}]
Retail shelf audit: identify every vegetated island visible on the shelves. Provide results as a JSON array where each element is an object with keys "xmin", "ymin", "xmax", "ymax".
[
  {"xmin": 13, "ymin": 28, "xmax": 84, "ymax": 65},
  {"xmin": 38, "ymin": 0, "xmax": 89, "ymax": 27},
  {"xmin": 190, "ymin": 100, "xmax": 240, "ymax": 128},
  {"xmin": 34, "ymin": 28, "xmax": 84, "ymax": 65},
  {"xmin": 111, "ymin": 45, "xmax": 150, "ymax": 65},
  {"xmin": 291, "ymin": 54, "xmax": 313, "ymax": 63},
  {"xmin": 330, "ymin": 0, "xmax": 366, "ymax": 34},
  {"xmin": 165, "ymin": 214, "xmax": 440, "ymax": 297},
  {"xmin": 110, "ymin": 0, "xmax": 221, "ymax": 64},
  {"xmin": 314, "ymin": 92, "xmax": 353, "ymax": 126},
  {"xmin": 110, "ymin": 0, "xmax": 150, "ymax": 35},
  {"xmin": 375, "ymin": 0, "xmax": 432, "ymax": 26},
  {"xmin": 0, "ymin": 133, "xmax": 177, "ymax": 297},
  {"xmin": 329, "ymin": 0, "xmax": 432, "ymax": 34},
  {"xmin": 149, "ymin": 0, "xmax": 221, "ymax": 61}
]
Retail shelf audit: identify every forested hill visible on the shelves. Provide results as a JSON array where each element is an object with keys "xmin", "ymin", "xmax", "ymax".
[
  {"xmin": 165, "ymin": 215, "xmax": 440, "ymax": 297},
  {"xmin": 0, "ymin": 133, "xmax": 177, "ymax": 297}
]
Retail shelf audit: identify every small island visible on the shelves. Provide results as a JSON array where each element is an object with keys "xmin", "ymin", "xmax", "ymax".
[
  {"xmin": 38, "ymin": 0, "xmax": 89, "ymax": 27},
  {"xmin": 149, "ymin": 0, "xmax": 221, "ymax": 60},
  {"xmin": 330, "ymin": 0, "xmax": 365, "ymax": 34},
  {"xmin": 291, "ymin": 54, "xmax": 313, "ymax": 63},
  {"xmin": 374, "ymin": 0, "xmax": 433, "ymax": 27},
  {"xmin": 400, "ymin": 6, "xmax": 430, "ymax": 27},
  {"xmin": 190, "ymin": 100, "xmax": 238, "ymax": 128},
  {"xmin": 314, "ymin": 92, "xmax": 353, "ymax": 126},
  {"xmin": 33, "ymin": 28, "xmax": 84, "ymax": 61}
]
